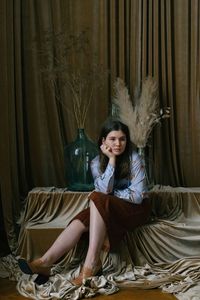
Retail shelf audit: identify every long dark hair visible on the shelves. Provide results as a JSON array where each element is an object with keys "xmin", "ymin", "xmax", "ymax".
[{"xmin": 98, "ymin": 119, "xmax": 133, "ymax": 179}]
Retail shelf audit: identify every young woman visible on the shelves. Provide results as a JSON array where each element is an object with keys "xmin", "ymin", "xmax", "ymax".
[{"xmin": 18, "ymin": 119, "xmax": 151, "ymax": 286}]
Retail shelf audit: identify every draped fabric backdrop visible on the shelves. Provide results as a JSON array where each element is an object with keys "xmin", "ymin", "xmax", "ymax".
[{"xmin": 0, "ymin": 0, "xmax": 200, "ymax": 252}]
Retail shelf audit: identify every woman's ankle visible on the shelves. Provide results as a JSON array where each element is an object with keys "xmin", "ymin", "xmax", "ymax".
[
  {"xmin": 84, "ymin": 257, "xmax": 101, "ymax": 269},
  {"xmin": 38, "ymin": 257, "xmax": 52, "ymax": 267}
]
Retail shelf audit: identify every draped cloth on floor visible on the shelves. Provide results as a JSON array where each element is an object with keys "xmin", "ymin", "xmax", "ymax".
[{"xmin": 1, "ymin": 185, "xmax": 200, "ymax": 300}]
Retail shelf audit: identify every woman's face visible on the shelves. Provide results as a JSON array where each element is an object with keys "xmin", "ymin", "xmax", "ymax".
[{"xmin": 103, "ymin": 130, "xmax": 127, "ymax": 156}]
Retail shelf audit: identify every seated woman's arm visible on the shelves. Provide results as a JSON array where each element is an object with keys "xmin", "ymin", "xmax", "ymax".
[
  {"xmin": 114, "ymin": 152, "xmax": 147, "ymax": 204},
  {"xmin": 90, "ymin": 156, "xmax": 115, "ymax": 194}
]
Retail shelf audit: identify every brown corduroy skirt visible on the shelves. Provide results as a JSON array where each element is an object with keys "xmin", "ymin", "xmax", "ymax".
[{"xmin": 73, "ymin": 191, "xmax": 151, "ymax": 250}]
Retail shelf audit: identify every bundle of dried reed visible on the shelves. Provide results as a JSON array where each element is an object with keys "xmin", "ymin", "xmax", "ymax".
[
  {"xmin": 113, "ymin": 77, "xmax": 170, "ymax": 148},
  {"xmin": 38, "ymin": 29, "xmax": 108, "ymax": 129}
]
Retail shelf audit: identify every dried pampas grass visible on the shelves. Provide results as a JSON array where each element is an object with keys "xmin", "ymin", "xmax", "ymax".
[{"xmin": 112, "ymin": 77, "xmax": 161, "ymax": 148}]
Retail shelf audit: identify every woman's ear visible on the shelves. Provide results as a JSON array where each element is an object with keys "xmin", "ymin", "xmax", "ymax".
[{"xmin": 102, "ymin": 137, "xmax": 105, "ymax": 143}]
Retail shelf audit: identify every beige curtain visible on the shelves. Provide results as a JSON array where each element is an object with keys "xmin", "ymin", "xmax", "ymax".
[
  {"xmin": 105, "ymin": 0, "xmax": 199, "ymax": 187},
  {"xmin": 0, "ymin": 0, "xmax": 200, "ymax": 251},
  {"xmin": 138, "ymin": 0, "xmax": 200, "ymax": 186}
]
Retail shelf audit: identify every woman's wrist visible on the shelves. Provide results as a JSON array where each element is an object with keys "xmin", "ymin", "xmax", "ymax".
[{"xmin": 109, "ymin": 156, "xmax": 116, "ymax": 167}]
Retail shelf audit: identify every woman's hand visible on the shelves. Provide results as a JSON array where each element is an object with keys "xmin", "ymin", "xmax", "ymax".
[{"xmin": 100, "ymin": 143, "xmax": 116, "ymax": 159}]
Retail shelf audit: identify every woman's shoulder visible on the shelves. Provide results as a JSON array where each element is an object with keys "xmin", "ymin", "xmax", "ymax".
[
  {"xmin": 130, "ymin": 150, "xmax": 140, "ymax": 160},
  {"xmin": 91, "ymin": 155, "xmax": 100, "ymax": 166},
  {"xmin": 91, "ymin": 155, "xmax": 99, "ymax": 162}
]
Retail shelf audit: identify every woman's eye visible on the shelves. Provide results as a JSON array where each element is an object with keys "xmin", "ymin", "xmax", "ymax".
[{"xmin": 108, "ymin": 137, "xmax": 126, "ymax": 142}]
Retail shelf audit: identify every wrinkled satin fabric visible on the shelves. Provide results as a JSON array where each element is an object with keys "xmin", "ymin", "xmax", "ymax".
[{"xmin": 1, "ymin": 185, "xmax": 200, "ymax": 299}]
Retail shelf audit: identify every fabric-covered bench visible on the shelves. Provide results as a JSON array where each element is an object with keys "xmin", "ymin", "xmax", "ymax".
[{"xmin": 13, "ymin": 186, "xmax": 200, "ymax": 299}]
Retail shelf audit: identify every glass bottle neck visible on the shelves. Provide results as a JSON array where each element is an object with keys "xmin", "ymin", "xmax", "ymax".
[{"xmin": 77, "ymin": 128, "xmax": 86, "ymax": 139}]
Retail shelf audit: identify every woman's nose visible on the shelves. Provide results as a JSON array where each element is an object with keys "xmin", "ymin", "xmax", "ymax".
[{"xmin": 115, "ymin": 139, "xmax": 120, "ymax": 145}]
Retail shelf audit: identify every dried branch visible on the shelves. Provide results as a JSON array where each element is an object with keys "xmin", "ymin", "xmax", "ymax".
[{"xmin": 36, "ymin": 29, "xmax": 108, "ymax": 128}]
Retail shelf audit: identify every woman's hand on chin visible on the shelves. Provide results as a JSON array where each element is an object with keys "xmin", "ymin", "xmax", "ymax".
[{"xmin": 100, "ymin": 143, "xmax": 115, "ymax": 159}]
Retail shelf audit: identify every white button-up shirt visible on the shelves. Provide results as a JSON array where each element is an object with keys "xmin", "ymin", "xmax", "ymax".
[{"xmin": 90, "ymin": 151, "xmax": 147, "ymax": 204}]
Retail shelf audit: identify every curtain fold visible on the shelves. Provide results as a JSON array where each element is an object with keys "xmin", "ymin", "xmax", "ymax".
[
  {"xmin": 0, "ymin": 0, "xmax": 21, "ymax": 252},
  {"xmin": 0, "ymin": 0, "xmax": 200, "ymax": 251},
  {"xmin": 137, "ymin": 0, "xmax": 200, "ymax": 186}
]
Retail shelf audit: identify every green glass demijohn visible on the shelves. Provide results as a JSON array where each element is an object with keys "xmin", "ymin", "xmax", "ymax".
[{"xmin": 64, "ymin": 128, "xmax": 98, "ymax": 191}]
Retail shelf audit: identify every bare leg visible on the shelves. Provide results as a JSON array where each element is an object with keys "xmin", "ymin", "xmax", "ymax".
[
  {"xmin": 84, "ymin": 200, "xmax": 106, "ymax": 268},
  {"xmin": 18, "ymin": 219, "xmax": 87, "ymax": 277},
  {"xmin": 40, "ymin": 219, "xmax": 87, "ymax": 266},
  {"xmin": 41, "ymin": 200, "xmax": 107, "ymax": 269}
]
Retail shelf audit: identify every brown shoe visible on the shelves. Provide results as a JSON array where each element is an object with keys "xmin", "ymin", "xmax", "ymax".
[
  {"xmin": 72, "ymin": 261, "xmax": 102, "ymax": 286},
  {"xmin": 18, "ymin": 258, "xmax": 51, "ymax": 277}
]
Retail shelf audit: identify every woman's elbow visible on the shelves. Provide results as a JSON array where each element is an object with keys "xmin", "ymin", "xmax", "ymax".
[
  {"xmin": 94, "ymin": 185, "xmax": 109, "ymax": 194},
  {"xmin": 132, "ymin": 193, "xmax": 143, "ymax": 204}
]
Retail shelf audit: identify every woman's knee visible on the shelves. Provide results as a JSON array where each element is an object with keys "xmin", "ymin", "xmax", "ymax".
[{"xmin": 70, "ymin": 219, "xmax": 88, "ymax": 233}]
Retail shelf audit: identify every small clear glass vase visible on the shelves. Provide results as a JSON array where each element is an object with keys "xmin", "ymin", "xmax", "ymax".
[{"xmin": 64, "ymin": 128, "xmax": 98, "ymax": 191}]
